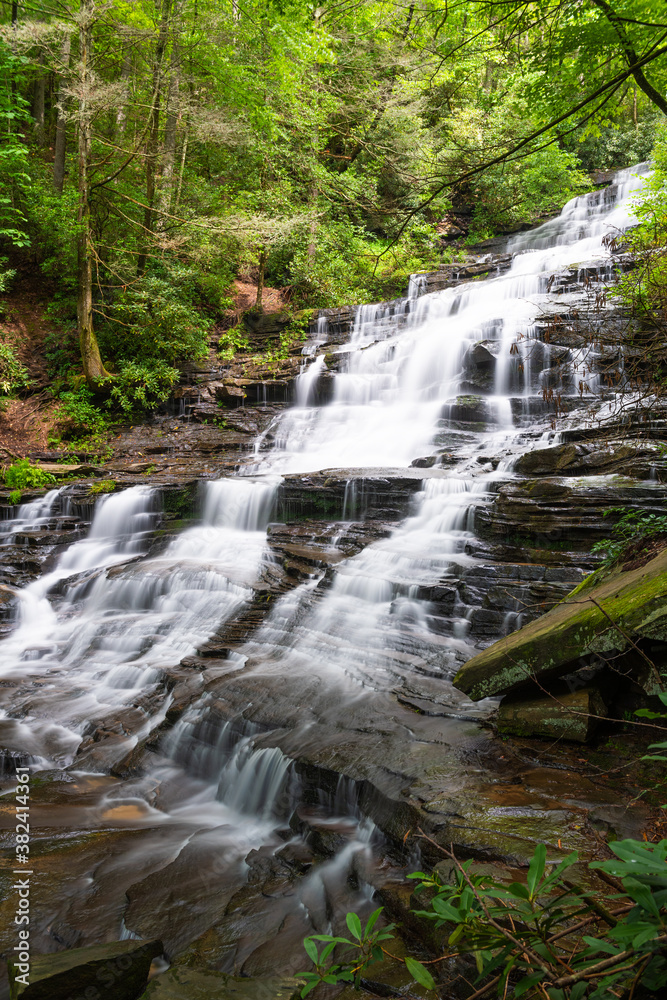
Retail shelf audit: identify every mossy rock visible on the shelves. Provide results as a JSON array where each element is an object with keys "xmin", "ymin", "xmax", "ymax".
[{"xmin": 453, "ymin": 547, "xmax": 667, "ymax": 700}]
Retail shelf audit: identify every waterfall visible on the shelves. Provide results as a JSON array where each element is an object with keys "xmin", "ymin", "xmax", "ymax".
[
  {"xmin": 0, "ymin": 479, "xmax": 279, "ymax": 767},
  {"xmin": 0, "ymin": 163, "xmax": 652, "ymax": 968},
  {"xmin": 250, "ymin": 168, "xmax": 647, "ymax": 476}
]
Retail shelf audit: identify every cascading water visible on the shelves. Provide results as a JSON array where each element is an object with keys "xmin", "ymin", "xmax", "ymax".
[
  {"xmin": 0, "ymin": 479, "xmax": 278, "ymax": 767},
  {"xmin": 0, "ymin": 164, "xmax": 653, "ymax": 979}
]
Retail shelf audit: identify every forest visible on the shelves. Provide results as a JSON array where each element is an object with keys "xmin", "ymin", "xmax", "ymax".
[{"xmin": 0, "ymin": 0, "xmax": 665, "ymax": 423}]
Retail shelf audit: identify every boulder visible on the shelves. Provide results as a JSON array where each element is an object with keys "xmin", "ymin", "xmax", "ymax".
[
  {"xmin": 441, "ymin": 395, "xmax": 488, "ymax": 428},
  {"xmin": 496, "ymin": 684, "xmax": 606, "ymax": 743},
  {"xmin": 453, "ymin": 546, "xmax": 667, "ymax": 701},
  {"xmin": 513, "ymin": 441, "xmax": 657, "ymax": 478},
  {"xmin": 9, "ymin": 939, "xmax": 163, "ymax": 1000}
]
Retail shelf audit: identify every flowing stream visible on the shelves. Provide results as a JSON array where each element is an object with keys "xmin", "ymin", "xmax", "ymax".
[{"xmin": 0, "ymin": 163, "xmax": 653, "ymax": 980}]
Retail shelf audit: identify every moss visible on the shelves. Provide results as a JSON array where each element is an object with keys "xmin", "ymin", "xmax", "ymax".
[
  {"xmin": 87, "ymin": 478, "xmax": 116, "ymax": 495},
  {"xmin": 454, "ymin": 547, "xmax": 667, "ymax": 700},
  {"xmin": 160, "ymin": 483, "xmax": 199, "ymax": 519}
]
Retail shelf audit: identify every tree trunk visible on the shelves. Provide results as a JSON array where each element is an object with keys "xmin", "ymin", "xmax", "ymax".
[
  {"xmin": 115, "ymin": 49, "xmax": 132, "ymax": 137},
  {"xmin": 174, "ymin": 124, "xmax": 188, "ymax": 209},
  {"xmin": 157, "ymin": 29, "xmax": 180, "ymax": 220},
  {"xmin": 77, "ymin": 1, "xmax": 112, "ymax": 391},
  {"xmin": 32, "ymin": 57, "xmax": 46, "ymax": 145},
  {"xmin": 255, "ymin": 246, "xmax": 266, "ymax": 309},
  {"xmin": 137, "ymin": 0, "xmax": 172, "ymax": 276},
  {"xmin": 53, "ymin": 34, "xmax": 71, "ymax": 193}
]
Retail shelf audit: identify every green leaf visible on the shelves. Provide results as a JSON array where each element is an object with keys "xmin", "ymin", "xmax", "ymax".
[
  {"xmin": 583, "ymin": 936, "xmax": 621, "ymax": 955},
  {"xmin": 508, "ymin": 881, "xmax": 531, "ymax": 900},
  {"xmin": 365, "ymin": 907, "xmax": 383, "ymax": 935},
  {"xmin": 514, "ymin": 972, "xmax": 544, "ymax": 997},
  {"xmin": 623, "ymin": 877, "xmax": 660, "ymax": 917},
  {"xmin": 303, "ymin": 938, "xmax": 318, "ymax": 964},
  {"xmin": 405, "ymin": 957, "xmax": 436, "ymax": 990},
  {"xmin": 299, "ymin": 974, "xmax": 320, "ymax": 997},
  {"xmin": 527, "ymin": 843, "xmax": 547, "ymax": 897},
  {"xmin": 346, "ymin": 912, "xmax": 363, "ymax": 941},
  {"xmin": 319, "ymin": 941, "xmax": 338, "ymax": 962}
]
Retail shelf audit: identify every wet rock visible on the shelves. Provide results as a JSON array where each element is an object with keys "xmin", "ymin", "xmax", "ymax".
[
  {"xmin": 0, "ymin": 748, "xmax": 33, "ymax": 775},
  {"xmin": 441, "ymin": 395, "xmax": 488, "ymax": 429},
  {"xmin": 138, "ymin": 968, "xmax": 301, "ymax": 1000},
  {"xmin": 9, "ymin": 939, "xmax": 163, "ymax": 1000},
  {"xmin": 462, "ymin": 342, "xmax": 498, "ymax": 393},
  {"xmin": 242, "ymin": 308, "xmax": 293, "ymax": 340},
  {"xmin": 26, "ymin": 462, "xmax": 103, "ymax": 478},
  {"xmin": 496, "ymin": 684, "xmax": 606, "ymax": 742},
  {"xmin": 212, "ymin": 381, "xmax": 248, "ymax": 407},
  {"xmin": 453, "ymin": 546, "xmax": 667, "ymax": 700},
  {"xmin": 277, "ymin": 468, "xmax": 446, "ymax": 522},
  {"xmin": 513, "ymin": 440, "xmax": 658, "ymax": 478},
  {"xmin": 474, "ymin": 478, "xmax": 667, "ymax": 551}
]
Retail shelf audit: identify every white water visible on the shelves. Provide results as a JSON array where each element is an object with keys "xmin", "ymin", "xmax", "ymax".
[
  {"xmin": 0, "ymin": 479, "xmax": 278, "ymax": 766},
  {"xmin": 254, "ymin": 163, "xmax": 648, "ymax": 475},
  {"xmin": 0, "ymin": 163, "xmax": 653, "ymax": 959}
]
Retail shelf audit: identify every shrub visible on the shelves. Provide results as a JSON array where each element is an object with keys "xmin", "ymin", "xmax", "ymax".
[
  {"xmin": 87, "ymin": 479, "xmax": 115, "ymax": 494},
  {"xmin": 3, "ymin": 458, "xmax": 55, "ymax": 490},
  {"xmin": 591, "ymin": 507, "xmax": 667, "ymax": 566},
  {"xmin": 0, "ymin": 342, "xmax": 31, "ymax": 395},
  {"xmin": 107, "ymin": 359, "xmax": 180, "ymax": 413},
  {"xmin": 98, "ymin": 272, "xmax": 211, "ymax": 368}
]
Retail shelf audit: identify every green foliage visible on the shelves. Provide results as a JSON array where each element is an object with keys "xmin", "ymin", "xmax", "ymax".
[
  {"xmin": 217, "ymin": 324, "xmax": 250, "ymax": 361},
  {"xmin": 569, "ymin": 117, "xmax": 658, "ymax": 173},
  {"xmin": 24, "ymin": 178, "xmax": 79, "ymax": 292},
  {"xmin": 0, "ymin": 342, "xmax": 30, "ymax": 395},
  {"xmin": 278, "ymin": 219, "xmax": 444, "ymax": 309},
  {"xmin": 87, "ymin": 478, "xmax": 115, "ymax": 494},
  {"xmin": 298, "ymin": 907, "xmax": 401, "ymax": 996},
  {"xmin": 98, "ymin": 271, "xmax": 211, "ymax": 367},
  {"xmin": 0, "ymin": 41, "xmax": 31, "ymax": 250},
  {"xmin": 0, "ymin": 257, "xmax": 16, "ymax": 293},
  {"xmin": 3, "ymin": 458, "xmax": 55, "ymax": 490},
  {"xmin": 8, "ymin": 488, "xmax": 21, "ymax": 504},
  {"xmin": 54, "ymin": 384, "xmax": 111, "ymax": 460},
  {"xmin": 609, "ymin": 130, "xmax": 667, "ymax": 399},
  {"xmin": 591, "ymin": 507, "xmax": 667, "ymax": 565},
  {"xmin": 405, "ymin": 839, "xmax": 667, "ymax": 999},
  {"xmin": 107, "ymin": 359, "xmax": 180, "ymax": 413},
  {"xmin": 57, "ymin": 385, "xmax": 109, "ymax": 437}
]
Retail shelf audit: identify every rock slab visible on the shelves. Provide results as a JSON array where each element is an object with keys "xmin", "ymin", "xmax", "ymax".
[
  {"xmin": 496, "ymin": 685, "xmax": 606, "ymax": 743},
  {"xmin": 9, "ymin": 939, "xmax": 163, "ymax": 1000},
  {"xmin": 453, "ymin": 547, "xmax": 667, "ymax": 700}
]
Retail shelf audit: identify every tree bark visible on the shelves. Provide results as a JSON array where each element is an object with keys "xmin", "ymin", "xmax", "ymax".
[
  {"xmin": 137, "ymin": 0, "xmax": 172, "ymax": 275},
  {"xmin": 255, "ymin": 246, "xmax": 266, "ymax": 309},
  {"xmin": 115, "ymin": 49, "xmax": 132, "ymax": 137},
  {"xmin": 53, "ymin": 34, "xmax": 71, "ymax": 193},
  {"xmin": 157, "ymin": 25, "xmax": 180, "ymax": 220},
  {"xmin": 32, "ymin": 57, "xmax": 46, "ymax": 145},
  {"xmin": 77, "ymin": 0, "xmax": 112, "ymax": 391}
]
